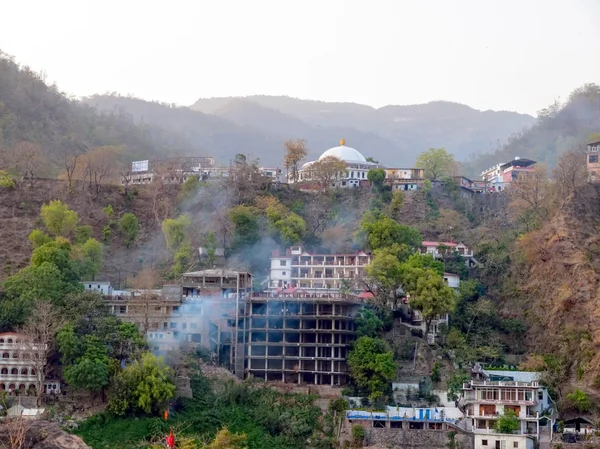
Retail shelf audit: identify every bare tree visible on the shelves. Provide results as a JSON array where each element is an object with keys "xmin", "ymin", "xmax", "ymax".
[
  {"xmin": 63, "ymin": 153, "xmax": 79, "ymax": 191},
  {"xmin": 18, "ymin": 301, "xmax": 64, "ymax": 407},
  {"xmin": 308, "ymin": 155, "xmax": 347, "ymax": 190},
  {"xmin": 0, "ymin": 415, "xmax": 31, "ymax": 449},
  {"xmin": 128, "ymin": 268, "xmax": 161, "ymax": 334},
  {"xmin": 553, "ymin": 145, "xmax": 588, "ymax": 201},
  {"xmin": 508, "ymin": 164, "xmax": 555, "ymax": 229},
  {"xmin": 13, "ymin": 142, "xmax": 45, "ymax": 183},
  {"xmin": 283, "ymin": 139, "xmax": 308, "ymax": 183}
]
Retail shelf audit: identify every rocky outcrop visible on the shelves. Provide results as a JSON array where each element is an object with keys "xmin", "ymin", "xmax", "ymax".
[{"xmin": 0, "ymin": 420, "xmax": 91, "ymax": 449}]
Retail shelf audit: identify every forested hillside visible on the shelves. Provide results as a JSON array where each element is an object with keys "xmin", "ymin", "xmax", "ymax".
[
  {"xmin": 465, "ymin": 83, "xmax": 600, "ymax": 175},
  {"xmin": 0, "ymin": 51, "xmax": 201, "ymax": 176}
]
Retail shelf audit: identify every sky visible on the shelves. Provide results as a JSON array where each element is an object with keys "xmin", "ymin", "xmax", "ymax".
[{"xmin": 1, "ymin": 0, "xmax": 599, "ymax": 116}]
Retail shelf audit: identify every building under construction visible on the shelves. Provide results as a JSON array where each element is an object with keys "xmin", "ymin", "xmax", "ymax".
[{"xmin": 246, "ymin": 291, "xmax": 363, "ymax": 385}]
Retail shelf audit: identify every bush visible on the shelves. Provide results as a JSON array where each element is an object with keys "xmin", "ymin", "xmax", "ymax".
[
  {"xmin": 566, "ymin": 388, "xmax": 592, "ymax": 412},
  {"xmin": 119, "ymin": 213, "xmax": 139, "ymax": 248},
  {"xmin": 0, "ymin": 171, "xmax": 15, "ymax": 189},
  {"xmin": 351, "ymin": 424, "xmax": 365, "ymax": 447}
]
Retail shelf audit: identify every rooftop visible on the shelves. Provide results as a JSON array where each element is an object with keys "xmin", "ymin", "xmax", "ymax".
[{"xmin": 182, "ymin": 269, "xmax": 252, "ymax": 277}]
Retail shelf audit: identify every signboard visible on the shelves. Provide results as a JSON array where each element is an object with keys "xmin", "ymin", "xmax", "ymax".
[
  {"xmin": 132, "ymin": 160, "xmax": 149, "ymax": 172},
  {"xmin": 587, "ymin": 143, "xmax": 600, "ymax": 153}
]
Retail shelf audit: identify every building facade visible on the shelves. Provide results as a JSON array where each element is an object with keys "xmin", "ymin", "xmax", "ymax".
[
  {"xmin": 293, "ymin": 139, "xmax": 382, "ymax": 188},
  {"xmin": 268, "ymin": 246, "xmax": 372, "ymax": 292},
  {"xmin": 246, "ymin": 291, "xmax": 363, "ymax": 385},
  {"xmin": 587, "ymin": 140, "xmax": 600, "ymax": 183},
  {"xmin": 480, "ymin": 158, "xmax": 537, "ymax": 192},
  {"xmin": 0, "ymin": 332, "xmax": 59, "ymax": 396},
  {"xmin": 420, "ymin": 241, "xmax": 478, "ymax": 267},
  {"xmin": 462, "ymin": 378, "xmax": 540, "ymax": 449}
]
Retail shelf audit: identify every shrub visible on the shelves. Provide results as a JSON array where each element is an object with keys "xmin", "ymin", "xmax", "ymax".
[
  {"xmin": 351, "ymin": 424, "xmax": 365, "ymax": 447},
  {"xmin": 119, "ymin": 213, "xmax": 139, "ymax": 248},
  {"xmin": 566, "ymin": 388, "xmax": 592, "ymax": 412},
  {"xmin": 0, "ymin": 171, "xmax": 15, "ymax": 189}
]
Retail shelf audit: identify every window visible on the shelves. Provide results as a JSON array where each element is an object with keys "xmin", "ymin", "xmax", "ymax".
[
  {"xmin": 279, "ymin": 260, "xmax": 287, "ymax": 266},
  {"xmin": 538, "ymin": 390, "xmax": 543, "ymax": 400},
  {"xmin": 351, "ymin": 171, "xmax": 354, "ymax": 178},
  {"xmin": 170, "ymin": 322, "xmax": 177, "ymax": 329},
  {"xmin": 119, "ymin": 306, "xmax": 126, "ymax": 314},
  {"xmin": 589, "ymin": 155, "xmax": 598, "ymax": 163},
  {"xmin": 481, "ymin": 440, "xmax": 488, "ymax": 446},
  {"xmin": 513, "ymin": 443, "xmax": 518, "ymax": 448},
  {"xmin": 182, "ymin": 323, "xmax": 187, "ymax": 330},
  {"xmin": 282, "ymin": 272, "xmax": 286, "ymax": 276},
  {"xmin": 173, "ymin": 306, "xmax": 180, "ymax": 312},
  {"xmin": 190, "ymin": 323, "xmax": 198, "ymax": 329}
]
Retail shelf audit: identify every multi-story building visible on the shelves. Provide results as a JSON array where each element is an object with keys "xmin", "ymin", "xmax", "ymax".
[
  {"xmin": 420, "ymin": 241, "xmax": 478, "ymax": 267},
  {"xmin": 384, "ymin": 168, "xmax": 425, "ymax": 192},
  {"xmin": 462, "ymin": 377, "xmax": 542, "ymax": 449},
  {"xmin": 0, "ymin": 332, "xmax": 60, "ymax": 396},
  {"xmin": 246, "ymin": 290, "xmax": 363, "ymax": 385},
  {"xmin": 269, "ymin": 246, "xmax": 372, "ymax": 292},
  {"xmin": 587, "ymin": 139, "xmax": 600, "ymax": 183},
  {"xmin": 480, "ymin": 157, "xmax": 537, "ymax": 192}
]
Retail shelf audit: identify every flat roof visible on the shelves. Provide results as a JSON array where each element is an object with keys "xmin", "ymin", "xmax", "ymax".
[{"xmin": 183, "ymin": 269, "xmax": 252, "ymax": 277}]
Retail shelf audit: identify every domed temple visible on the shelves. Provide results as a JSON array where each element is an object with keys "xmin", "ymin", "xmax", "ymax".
[{"xmin": 293, "ymin": 139, "xmax": 384, "ymax": 188}]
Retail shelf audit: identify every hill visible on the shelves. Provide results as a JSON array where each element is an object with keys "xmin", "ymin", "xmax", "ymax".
[
  {"xmin": 464, "ymin": 83, "xmax": 600, "ymax": 176},
  {"xmin": 0, "ymin": 51, "xmax": 201, "ymax": 175},
  {"xmin": 191, "ymin": 95, "xmax": 536, "ymax": 164}
]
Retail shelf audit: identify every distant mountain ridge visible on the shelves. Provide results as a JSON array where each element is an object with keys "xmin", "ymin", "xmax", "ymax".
[{"xmin": 190, "ymin": 95, "xmax": 535, "ymax": 166}]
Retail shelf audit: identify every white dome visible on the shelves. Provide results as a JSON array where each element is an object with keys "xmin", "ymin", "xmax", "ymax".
[{"xmin": 318, "ymin": 142, "xmax": 367, "ymax": 163}]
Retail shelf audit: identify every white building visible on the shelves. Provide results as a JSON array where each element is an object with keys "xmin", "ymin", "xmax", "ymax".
[
  {"xmin": 268, "ymin": 246, "xmax": 372, "ymax": 292},
  {"xmin": 293, "ymin": 139, "xmax": 383, "ymax": 188},
  {"xmin": 443, "ymin": 272, "xmax": 461, "ymax": 289},
  {"xmin": 0, "ymin": 332, "xmax": 60, "ymax": 396},
  {"xmin": 420, "ymin": 241, "xmax": 478, "ymax": 267},
  {"xmin": 82, "ymin": 281, "xmax": 113, "ymax": 296},
  {"xmin": 462, "ymin": 377, "xmax": 544, "ymax": 449}
]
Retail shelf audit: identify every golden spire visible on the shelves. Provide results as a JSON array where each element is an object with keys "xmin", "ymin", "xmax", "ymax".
[{"xmin": 340, "ymin": 138, "xmax": 346, "ymax": 146}]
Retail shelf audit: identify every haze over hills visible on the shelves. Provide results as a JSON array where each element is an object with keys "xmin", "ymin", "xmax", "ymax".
[{"xmin": 191, "ymin": 95, "xmax": 536, "ymax": 166}]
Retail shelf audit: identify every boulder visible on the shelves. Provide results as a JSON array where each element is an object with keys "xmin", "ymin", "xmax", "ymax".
[{"xmin": 0, "ymin": 420, "xmax": 91, "ymax": 449}]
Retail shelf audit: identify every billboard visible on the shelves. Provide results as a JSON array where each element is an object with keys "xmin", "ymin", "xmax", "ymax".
[{"xmin": 131, "ymin": 160, "xmax": 149, "ymax": 172}]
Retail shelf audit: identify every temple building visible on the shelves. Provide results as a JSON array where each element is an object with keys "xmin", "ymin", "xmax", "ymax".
[{"xmin": 293, "ymin": 139, "xmax": 384, "ymax": 188}]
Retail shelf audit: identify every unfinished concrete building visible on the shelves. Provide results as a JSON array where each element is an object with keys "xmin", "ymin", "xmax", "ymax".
[
  {"xmin": 180, "ymin": 269, "xmax": 253, "ymax": 377},
  {"xmin": 246, "ymin": 291, "xmax": 363, "ymax": 385}
]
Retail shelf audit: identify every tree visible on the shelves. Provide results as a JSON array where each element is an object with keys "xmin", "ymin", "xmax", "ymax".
[
  {"xmin": 404, "ymin": 269, "xmax": 457, "ymax": 336},
  {"xmin": 367, "ymin": 168, "xmax": 386, "ymax": 187},
  {"xmin": 162, "ymin": 215, "xmax": 191, "ymax": 251},
  {"xmin": 63, "ymin": 152, "xmax": 79, "ymax": 191},
  {"xmin": 78, "ymin": 146, "xmax": 121, "ymax": 197},
  {"xmin": 360, "ymin": 211, "xmax": 422, "ymax": 251},
  {"xmin": 494, "ymin": 410, "xmax": 520, "ymax": 434},
  {"xmin": 63, "ymin": 336, "xmax": 110, "ymax": 400},
  {"xmin": 265, "ymin": 204, "xmax": 306, "ymax": 246},
  {"xmin": 205, "ymin": 231, "xmax": 218, "ymax": 267},
  {"xmin": 207, "ymin": 428, "xmax": 248, "ymax": 449},
  {"xmin": 416, "ymin": 148, "xmax": 455, "ymax": 180},
  {"xmin": 40, "ymin": 200, "xmax": 79, "ymax": 237},
  {"xmin": 13, "ymin": 141, "xmax": 46, "ymax": 181},
  {"xmin": 355, "ymin": 309, "xmax": 384, "ymax": 338},
  {"xmin": 434, "ymin": 208, "xmax": 469, "ymax": 242},
  {"xmin": 108, "ymin": 352, "xmax": 176, "ymax": 416},
  {"xmin": 3, "ymin": 262, "xmax": 78, "ymax": 305},
  {"xmin": 283, "ymin": 139, "xmax": 308, "ymax": 184},
  {"xmin": 508, "ymin": 164, "xmax": 555, "ymax": 231},
  {"xmin": 566, "ymin": 388, "xmax": 592, "ymax": 412},
  {"xmin": 76, "ymin": 238, "xmax": 104, "ymax": 280},
  {"xmin": 386, "ymin": 190, "xmax": 405, "ymax": 220},
  {"xmin": 19, "ymin": 301, "xmax": 63, "ymax": 406},
  {"xmin": 229, "ymin": 206, "xmax": 260, "ymax": 249},
  {"xmin": 119, "ymin": 213, "xmax": 139, "ymax": 248},
  {"xmin": 309, "ymin": 155, "xmax": 347, "ymax": 189},
  {"xmin": 129, "ymin": 268, "xmax": 160, "ymax": 334},
  {"xmin": 367, "ymin": 250, "xmax": 403, "ymax": 306},
  {"xmin": 28, "ymin": 229, "xmax": 52, "ymax": 249},
  {"xmin": 553, "ymin": 146, "xmax": 588, "ymax": 201},
  {"xmin": 347, "ymin": 336, "xmax": 395, "ymax": 400}
]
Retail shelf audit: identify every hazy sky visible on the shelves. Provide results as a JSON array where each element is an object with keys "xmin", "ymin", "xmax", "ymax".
[{"xmin": 1, "ymin": 0, "xmax": 598, "ymax": 116}]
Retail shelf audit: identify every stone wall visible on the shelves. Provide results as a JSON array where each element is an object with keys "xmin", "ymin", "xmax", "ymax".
[{"xmin": 365, "ymin": 428, "xmax": 474, "ymax": 449}]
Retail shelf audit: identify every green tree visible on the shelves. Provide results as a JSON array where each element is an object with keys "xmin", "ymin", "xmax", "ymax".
[
  {"xmin": 402, "ymin": 253, "xmax": 444, "ymax": 276},
  {"xmin": 266, "ymin": 205, "xmax": 306, "ymax": 246},
  {"xmin": 387, "ymin": 190, "xmax": 404, "ymax": 219},
  {"xmin": 494, "ymin": 410, "xmax": 520, "ymax": 434},
  {"xmin": 205, "ymin": 231, "xmax": 218, "ymax": 266},
  {"xmin": 360, "ymin": 211, "xmax": 422, "ymax": 251},
  {"xmin": 0, "ymin": 170, "xmax": 15, "ymax": 189},
  {"xmin": 30, "ymin": 240, "xmax": 78, "ymax": 282},
  {"xmin": 348, "ymin": 336, "xmax": 395, "ymax": 400},
  {"xmin": 40, "ymin": 200, "xmax": 79, "ymax": 237},
  {"xmin": 3, "ymin": 262, "xmax": 79, "ymax": 305},
  {"xmin": 229, "ymin": 205, "xmax": 260, "ymax": 249},
  {"xmin": 177, "ymin": 175, "xmax": 200, "ymax": 203},
  {"xmin": 28, "ymin": 229, "xmax": 52, "ymax": 248},
  {"xmin": 355, "ymin": 309, "xmax": 384, "ymax": 338},
  {"xmin": 367, "ymin": 168, "xmax": 386, "ymax": 187},
  {"xmin": 77, "ymin": 238, "xmax": 104, "ymax": 280},
  {"xmin": 447, "ymin": 370, "xmax": 470, "ymax": 402},
  {"xmin": 119, "ymin": 213, "xmax": 139, "ymax": 248},
  {"xmin": 63, "ymin": 336, "xmax": 110, "ymax": 397},
  {"xmin": 75, "ymin": 225, "xmax": 94, "ymax": 245},
  {"xmin": 161, "ymin": 215, "xmax": 191, "ymax": 251},
  {"xmin": 108, "ymin": 352, "xmax": 176, "ymax": 416},
  {"xmin": 566, "ymin": 388, "xmax": 592, "ymax": 412},
  {"xmin": 404, "ymin": 269, "xmax": 457, "ymax": 336},
  {"xmin": 367, "ymin": 250, "xmax": 403, "ymax": 305},
  {"xmin": 416, "ymin": 148, "xmax": 456, "ymax": 180}
]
